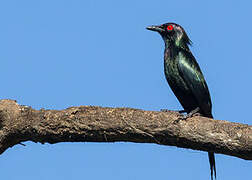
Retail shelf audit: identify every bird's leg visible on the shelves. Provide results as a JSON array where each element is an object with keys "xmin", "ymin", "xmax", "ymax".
[
  {"xmin": 186, "ymin": 107, "xmax": 201, "ymax": 118},
  {"xmin": 175, "ymin": 107, "xmax": 201, "ymax": 123}
]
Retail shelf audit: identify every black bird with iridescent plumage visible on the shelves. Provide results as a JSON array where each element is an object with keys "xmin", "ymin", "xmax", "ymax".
[{"xmin": 147, "ymin": 22, "xmax": 216, "ymax": 180}]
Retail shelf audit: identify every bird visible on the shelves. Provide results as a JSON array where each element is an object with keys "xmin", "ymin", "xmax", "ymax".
[{"xmin": 146, "ymin": 22, "xmax": 216, "ymax": 180}]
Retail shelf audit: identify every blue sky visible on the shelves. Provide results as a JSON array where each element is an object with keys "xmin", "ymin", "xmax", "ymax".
[{"xmin": 0, "ymin": 0, "xmax": 251, "ymax": 179}]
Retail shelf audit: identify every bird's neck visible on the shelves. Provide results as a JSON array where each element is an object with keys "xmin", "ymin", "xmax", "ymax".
[{"xmin": 164, "ymin": 38, "xmax": 190, "ymax": 59}]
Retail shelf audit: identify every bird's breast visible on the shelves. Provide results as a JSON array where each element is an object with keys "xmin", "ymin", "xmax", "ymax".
[
  {"xmin": 164, "ymin": 51, "xmax": 199, "ymax": 112},
  {"xmin": 164, "ymin": 52, "xmax": 188, "ymax": 91}
]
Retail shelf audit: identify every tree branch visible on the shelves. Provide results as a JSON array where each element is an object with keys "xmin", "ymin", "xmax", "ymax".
[{"xmin": 0, "ymin": 99, "xmax": 251, "ymax": 160}]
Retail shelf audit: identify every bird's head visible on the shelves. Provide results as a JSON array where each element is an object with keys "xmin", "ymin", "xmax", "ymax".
[{"xmin": 146, "ymin": 23, "xmax": 191, "ymax": 48}]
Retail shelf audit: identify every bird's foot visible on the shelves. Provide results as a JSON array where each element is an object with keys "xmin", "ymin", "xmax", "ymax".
[
  {"xmin": 175, "ymin": 107, "xmax": 200, "ymax": 123},
  {"xmin": 160, "ymin": 109, "xmax": 171, "ymax": 112},
  {"xmin": 186, "ymin": 107, "xmax": 201, "ymax": 118},
  {"xmin": 160, "ymin": 109, "xmax": 186, "ymax": 113},
  {"xmin": 178, "ymin": 110, "xmax": 187, "ymax": 114}
]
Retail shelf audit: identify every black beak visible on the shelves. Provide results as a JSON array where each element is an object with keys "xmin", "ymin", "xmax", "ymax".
[{"xmin": 146, "ymin": 25, "xmax": 164, "ymax": 33}]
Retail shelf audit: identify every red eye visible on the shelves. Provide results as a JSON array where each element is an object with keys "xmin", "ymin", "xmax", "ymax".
[{"xmin": 167, "ymin": 25, "xmax": 173, "ymax": 31}]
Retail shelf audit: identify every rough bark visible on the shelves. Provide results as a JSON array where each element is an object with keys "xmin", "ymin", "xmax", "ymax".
[{"xmin": 0, "ymin": 99, "xmax": 251, "ymax": 160}]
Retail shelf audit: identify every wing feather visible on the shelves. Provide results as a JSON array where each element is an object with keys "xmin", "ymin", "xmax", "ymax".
[{"xmin": 177, "ymin": 51, "xmax": 212, "ymax": 117}]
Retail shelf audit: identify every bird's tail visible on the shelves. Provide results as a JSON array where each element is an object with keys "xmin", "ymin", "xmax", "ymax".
[
  {"xmin": 208, "ymin": 151, "xmax": 216, "ymax": 180},
  {"xmin": 206, "ymin": 113, "xmax": 216, "ymax": 180}
]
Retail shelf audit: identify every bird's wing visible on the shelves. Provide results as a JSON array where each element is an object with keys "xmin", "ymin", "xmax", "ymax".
[{"xmin": 177, "ymin": 51, "xmax": 212, "ymax": 117}]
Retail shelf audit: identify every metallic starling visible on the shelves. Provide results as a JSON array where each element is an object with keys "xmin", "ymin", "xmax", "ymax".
[{"xmin": 147, "ymin": 22, "xmax": 216, "ymax": 180}]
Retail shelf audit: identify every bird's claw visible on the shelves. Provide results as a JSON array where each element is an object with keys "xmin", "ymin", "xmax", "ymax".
[
  {"xmin": 174, "ymin": 107, "xmax": 201, "ymax": 123},
  {"xmin": 187, "ymin": 107, "xmax": 201, "ymax": 117},
  {"xmin": 160, "ymin": 109, "xmax": 186, "ymax": 113},
  {"xmin": 174, "ymin": 114, "xmax": 187, "ymax": 123},
  {"xmin": 160, "ymin": 109, "xmax": 172, "ymax": 112}
]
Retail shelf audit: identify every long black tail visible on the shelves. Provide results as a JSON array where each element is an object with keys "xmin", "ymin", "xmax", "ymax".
[
  {"xmin": 206, "ymin": 113, "xmax": 216, "ymax": 180},
  {"xmin": 208, "ymin": 152, "xmax": 216, "ymax": 180}
]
